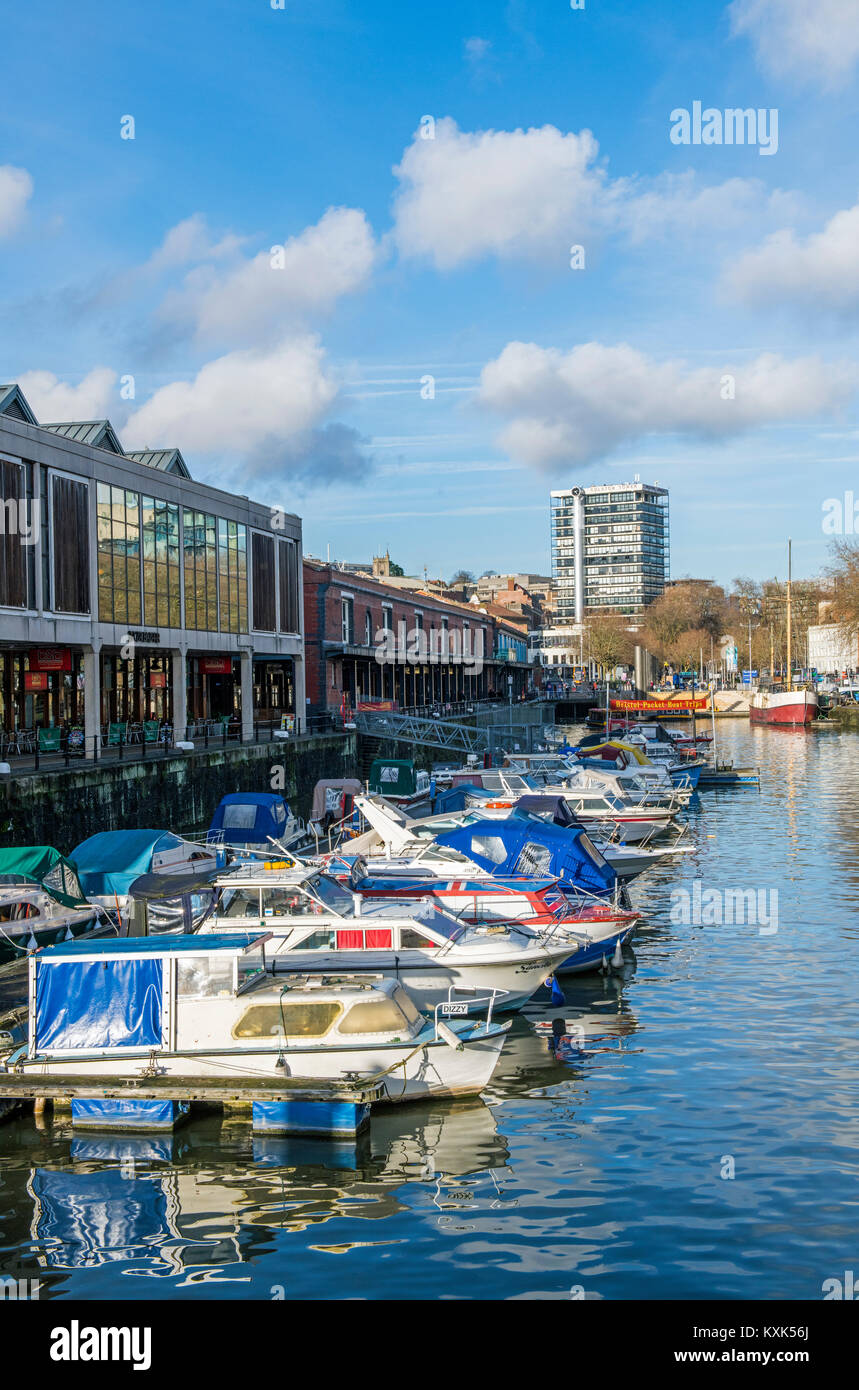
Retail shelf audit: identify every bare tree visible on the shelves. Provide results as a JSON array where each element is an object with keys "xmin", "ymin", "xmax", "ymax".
[{"xmin": 587, "ymin": 612, "xmax": 635, "ymax": 674}]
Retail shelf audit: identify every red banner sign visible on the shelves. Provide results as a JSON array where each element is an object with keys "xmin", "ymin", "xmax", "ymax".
[
  {"xmin": 149, "ymin": 671, "xmax": 167, "ymax": 688},
  {"xmin": 30, "ymin": 647, "xmax": 71, "ymax": 672},
  {"xmin": 25, "ymin": 672, "xmax": 49, "ymax": 691},
  {"xmin": 356, "ymin": 700, "xmax": 399, "ymax": 712},
  {"xmin": 198, "ymin": 657, "xmax": 233, "ymax": 675},
  {"xmin": 610, "ymin": 697, "xmax": 710, "ymax": 712}
]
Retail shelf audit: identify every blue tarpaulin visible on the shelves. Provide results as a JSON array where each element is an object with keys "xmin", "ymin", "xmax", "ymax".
[
  {"xmin": 207, "ymin": 793, "xmax": 291, "ymax": 849},
  {"xmin": 70, "ymin": 829, "xmax": 185, "ymax": 900},
  {"xmin": 435, "ymin": 817, "xmax": 616, "ymax": 896},
  {"xmin": 35, "ymin": 957, "xmax": 164, "ymax": 1051}
]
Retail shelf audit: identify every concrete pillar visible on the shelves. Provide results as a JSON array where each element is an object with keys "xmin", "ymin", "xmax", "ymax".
[
  {"xmin": 83, "ymin": 645, "xmax": 101, "ymax": 758},
  {"xmin": 171, "ymin": 648, "xmax": 187, "ymax": 740},
  {"xmin": 292, "ymin": 651, "xmax": 306, "ymax": 735},
  {"xmin": 240, "ymin": 650, "xmax": 254, "ymax": 742}
]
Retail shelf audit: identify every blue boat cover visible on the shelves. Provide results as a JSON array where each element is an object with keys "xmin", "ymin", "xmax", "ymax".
[
  {"xmin": 435, "ymin": 817, "xmax": 616, "ymax": 895},
  {"xmin": 207, "ymin": 793, "xmax": 292, "ymax": 848},
  {"xmin": 71, "ymin": 829, "xmax": 185, "ymax": 900},
  {"xmin": 35, "ymin": 957, "xmax": 163, "ymax": 1050},
  {"xmin": 37, "ymin": 932, "xmax": 266, "ymax": 958},
  {"xmin": 431, "ymin": 783, "xmax": 493, "ymax": 814}
]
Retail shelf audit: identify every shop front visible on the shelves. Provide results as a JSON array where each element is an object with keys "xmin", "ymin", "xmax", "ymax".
[
  {"xmin": 252, "ymin": 657, "xmax": 295, "ymax": 724},
  {"xmin": 100, "ymin": 649, "xmax": 173, "ymax": 726},
  {"xmin": 0, "ymin": 646, "xmax": 85, "ymax": 733},
  {"xmin": 187, "ymin": 655, "xmax": 238, "ymax": 724}
]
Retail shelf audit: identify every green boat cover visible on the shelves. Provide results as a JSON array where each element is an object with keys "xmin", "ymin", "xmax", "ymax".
[
  {"xmin": 0, "ymin": 846, "xmax": 88, "ymax": 908},
  {"xmin": 368, "ymin": 759, "xmax": 418, "ymax": 797}
]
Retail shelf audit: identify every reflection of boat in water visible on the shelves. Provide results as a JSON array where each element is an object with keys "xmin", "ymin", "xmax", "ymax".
[
  {"xmin": 23, "ymin": 1098, "xmax": 510, "ymax": 1274},
  {"xmin": 486, "ymin": 978, "xmax": 639, "ymax": 1099}
]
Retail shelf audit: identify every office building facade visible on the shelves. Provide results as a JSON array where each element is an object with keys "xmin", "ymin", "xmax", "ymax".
[
  {"xmin": 0, "ymin": 382, "xmax": 305, "ymax": 750},
  {"xmin": 551, "ymin": 481, "xmax": 669, "ymax": 621}
]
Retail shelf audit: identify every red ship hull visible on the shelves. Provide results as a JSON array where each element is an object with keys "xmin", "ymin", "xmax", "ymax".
[{"xmin": 749, "ymin": 692, "xmax": 817, "ymax": 726}]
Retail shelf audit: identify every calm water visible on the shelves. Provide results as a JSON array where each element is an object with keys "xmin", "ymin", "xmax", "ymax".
[{"xmin": 1, "ymin": 722, "xmax": 857, "ymax": 1300}]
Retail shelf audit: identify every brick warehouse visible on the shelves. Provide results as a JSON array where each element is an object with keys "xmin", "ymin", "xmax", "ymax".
[{"xmin": 303, "ymin": 559, "xmax": 537, "ymax": 719}]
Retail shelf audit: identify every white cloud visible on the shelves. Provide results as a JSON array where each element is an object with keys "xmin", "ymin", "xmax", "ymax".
[
  {"xmin": 726, "ymin": 199, "xmax": 859, "ymax": 315},
  {"xmin": 0, "ymin": 165, "xmax": 34, "ymax": 236},
  {"xmin": 124, "ymin": 336, "xmax": 367, "ymax": 482},
  {"xmin": 160, "ymin": 207, "xmax": 377, "ymax": 346},
  {"xmin": 143, "ymin": 213, "xmax": 245, "ymax": 275},
  {"xmin": 17, "ymin": 367, "xmax": 117, "ymax": 421},
  {"xmin": 391, "ymin": 119, "xmax": 794, "ymax": 269},
  {"xmin": 730, "ymin": 0, "xmax": 859, "ymax": 87},
  {"xmin": 476, "ymin": 340, "xmax": 856, "ymax": 470},
  {"xmin": 392, "ymin": 120, "xmax": 610, "ymax": 268}
]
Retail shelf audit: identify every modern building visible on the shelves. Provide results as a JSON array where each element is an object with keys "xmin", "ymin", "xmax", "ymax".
[
  {"xmin": 551, "ymin": 480, "xmax": 670, "ymax": 621},
  {"xmin": 807, "ymin": 624, "xmax": 858, "ymax": 676},
  {"xmin": 303, "ymin": 559, "xmax": 535, "ymax": 718},
  {"xmin": 0, "ymin": 382, "xmax": 305, "ymax": 750}
]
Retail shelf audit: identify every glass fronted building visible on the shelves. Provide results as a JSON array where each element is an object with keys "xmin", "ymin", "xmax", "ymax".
[
  {"xmin": 0, "ymin": 383, "xmax": 305, "ymax": 748},
  {"xmin": 551, "ymin": 481, "xmax": 670, "ymax": 621}
]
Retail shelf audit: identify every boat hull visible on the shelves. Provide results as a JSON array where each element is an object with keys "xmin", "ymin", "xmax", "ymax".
[
  {"xmin": 556, "ymin": 920, "xmax": 638, "ymax": 974},
  {"xmin": 749, "ymin": 690, "xmax": 818, "ymax": 726},
  {"xmin": 13, "ymin": 1030, "xmax": 510, "ymax": 1103}
]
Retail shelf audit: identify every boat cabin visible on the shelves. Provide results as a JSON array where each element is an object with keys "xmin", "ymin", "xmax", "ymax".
[{"xmin": 23, "ymin": 934, "xmax": 270, "ymax": 1060}]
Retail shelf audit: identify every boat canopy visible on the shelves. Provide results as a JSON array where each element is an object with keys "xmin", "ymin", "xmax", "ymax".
[
  {"xmin": 207, "ymin": 793, "xmax": 292, "ymax": 848},
  {"xmin": 71, "ymin": 830, "xmax": 191, "ymax": 900},
  {"xmin": 311, "ymin": 778, "xmax": 363, "ymax": 821},
  {"xmin": 0, "ymin": 845, "xmax": 87, "ymax": 909},
  {"xmin": 435, "ymin": 818, "xmax": 616, "ymax": 895},
  {"xmin": 368, "ymin": 760, "xmax": 421, "ymax": 797}
]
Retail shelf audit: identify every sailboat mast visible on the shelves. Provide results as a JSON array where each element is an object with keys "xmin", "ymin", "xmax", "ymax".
[{"xmin": 786, "ymin": 538, "xmax": 792, "ymax": 691}]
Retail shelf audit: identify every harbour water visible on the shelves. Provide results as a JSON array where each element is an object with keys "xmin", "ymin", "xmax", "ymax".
[{"xmin": 1, "ymin": 721, "xmax": 857, "ymax": 1300}]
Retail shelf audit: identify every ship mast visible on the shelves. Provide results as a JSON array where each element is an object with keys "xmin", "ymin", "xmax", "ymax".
[{"xmin": 786, "ymin": 538, "xmax": 792, "ymax": 691}]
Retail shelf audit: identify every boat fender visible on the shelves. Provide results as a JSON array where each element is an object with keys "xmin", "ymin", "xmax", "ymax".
[
  {"xmin": 437, "ymin": 1021, "xmax": 464, "ymax": 1051},
  {"xmin": 612, "ymin": 939, "xmax": 624, "ymax": 968}
]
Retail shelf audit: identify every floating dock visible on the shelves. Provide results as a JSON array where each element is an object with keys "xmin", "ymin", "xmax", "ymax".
[{"xmin": 0, "ymin": 1074, "xmax": 386, "ymax": 1134}]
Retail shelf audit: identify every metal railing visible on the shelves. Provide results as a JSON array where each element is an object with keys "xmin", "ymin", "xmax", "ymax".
[{"xmin": 0, "ymin": 714, "xmax": 348, "ymax": 776}]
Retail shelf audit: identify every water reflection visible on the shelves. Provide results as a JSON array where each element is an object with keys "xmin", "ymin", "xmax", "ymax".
[{"xmin": 8, "ymin": 1097, "xmax": 512, "ymax": 1285}]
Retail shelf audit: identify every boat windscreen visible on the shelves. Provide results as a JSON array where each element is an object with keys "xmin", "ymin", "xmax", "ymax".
[
  {"xmin": 577, "ymin": 832, "xmax": 609, "ymax": 870},
  {"xmin": 410, "ymin": 901, "xmax": 463, "ymax": 940},
  {"xmin": 306, "ymin": 874, "xmax": 355, "ymax": 914}
]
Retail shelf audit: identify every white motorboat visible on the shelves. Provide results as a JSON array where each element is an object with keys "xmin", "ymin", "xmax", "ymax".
[
  {"xmin": 1, "ymin": 935, "xmax": 510, "ymax": 1103},
  {"xmin": 203, "ymin": 863, "xmax": 577, "ymax": 1011},
  {"xmin": 0, "ymin": 846, "xmax": 111, "ymax": 966}
]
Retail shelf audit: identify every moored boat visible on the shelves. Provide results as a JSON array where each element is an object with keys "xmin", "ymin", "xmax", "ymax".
[
  {"xmin": 0, "ymin": 934, "xmax": 511, "ymax": 1103},
  {"xmin": 749, "ymin": 689, "xmax": 818, "ymax": 726},
  {"xmin": 0, "ymin": 847, "xmax": 110, "ymax": 965}
]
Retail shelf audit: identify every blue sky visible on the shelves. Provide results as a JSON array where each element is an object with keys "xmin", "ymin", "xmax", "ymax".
[{"xmin": 2, "ymin": 0, "xmax": 859, "ymax": 588}]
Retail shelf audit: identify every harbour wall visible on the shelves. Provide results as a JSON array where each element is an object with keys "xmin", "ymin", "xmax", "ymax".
[{"xmin": 0, "ymin": 733, "xmax": 357, "ymax": 854}]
